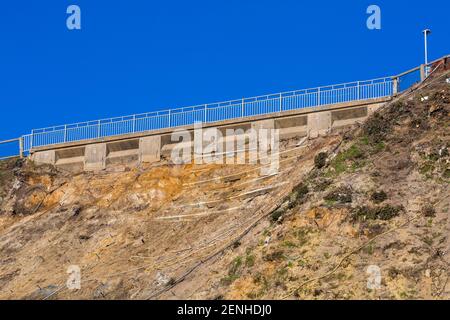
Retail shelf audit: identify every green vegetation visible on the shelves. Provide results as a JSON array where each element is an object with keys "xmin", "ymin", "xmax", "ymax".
[
  {"xmin": 263, "ymin": 250, "xmax": 285, "ymax": 262},
  {"xmin": 344, "ymin": 144, "xmax": 364, "ymax": 159},
  {"xmin": 314, "ymin": 152, "xmax": 327, "ymax": 169},
  {"xmin": 422, "ymin": 235, "xmax": 433, "ymax": 246},
  {"xmin": 324, "ymin": 186, "xmax": 353, "ymax": 204},
  {"xmin": 294, "ymin": 227, "xmax": 312, "ymax": 246},
  {"xmin": 251, "ymin": 272, "xmax": 271, "ymax": 298},
  {"xmin": 221, "ymin": 250, "xmax": 256, "ymax": 285},
  {"xmin": 360, "ymin": 136, "xmax": 369, "ymax": 145},
  {"xmin": 419, "ymin": 162, "xmax": 435, "ymax": 176},
  {"xmin": 270, "ymin": 207, "xmax": 285, "ymax": 222},
  {"xmin": 289, "ymin": 183, "xmax": 309, "ymax": 208},
  {"xmin": 443, "ymin": 168, "xmax": 450, "ymax": 179},
  {"xmin": 362, "ymin": 243, "xmax": 374, "ymax": 255},
  {"xmin": 351, "ymin": 205, "xmax": 403, "ymax": 222},
  {"xmin": 270, "ymin": 183, "xmax": 309, "ymax": 222},
  {"xmin": 363, "ymin": 111, "xmax": 392, "ymax": 144},
  {"xmin": 245, "ymin": 252, "xmax": 255, "ymax": 268},
  {"xmin": 372, "ymin": 141, "xmax": 386, "ymax": 153},
  {"xmin": 221, "ymin": 256, "xmax": 243, "ymax": 285},
  {"xmin": 251, "ymin": 265, "xmax": 292, "ymax": 297},
  {"xmin": 359, "ymin": 133, "xmax": 386, "ymax": 154},
  {"xmin": 312, "ymin": 178, "xmax": 332, "ymax": 192},
  {"xmin": 399, "ymin": 290, "xmax": 417, "ymax": 299},
  {"xmin": 327, "ymin": 144, "xmax": 365, "ymax": 176},
  {"xmin": 370, "ymin": 190, "xmax": 387, "ymax": 204},
  {"xmin": 326, "ymin": 132, "xmax": 389, "ymax": 177},
  {"xmin": 282, "ymin": 240, "xmax": 297, "ymax": 248},
  {"xmin": 422, "ymin": 204, "xmax": 436, "ymax": 217}
]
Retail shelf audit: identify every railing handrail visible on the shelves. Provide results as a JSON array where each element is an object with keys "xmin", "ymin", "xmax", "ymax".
[
  {"xmin": 7, "ymin": 54, "xmax": 447, "ymax": 157},
  {"xmin": 29, "ymin": 76, "xmax": 392, "ymax": 133},
  {"xmin": 2, "ymin": 55, "xmax": 447, "ymax": 159},
  {"xmin": 0, "ymin": 137, "xmax": 20, "ymax": 144},
  {"xmin": 0, "ymin": 137, "xmax": 24, "ymax": 159},
  {"xmin": 391, "ymin": 54, "xmax": 450, "ymax": 79}
]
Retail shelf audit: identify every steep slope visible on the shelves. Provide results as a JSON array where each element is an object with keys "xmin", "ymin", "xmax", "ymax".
[
  {"xmin": 0, "ymin": 129, "xmax": 339, "ymax": 299},
  {"xmin": 0, "ymin": 67, "xmax": 448, "ymax": 300},
  {"xmin": 205, "ymin": 69, "xmax": 450, "ymax": 300}
]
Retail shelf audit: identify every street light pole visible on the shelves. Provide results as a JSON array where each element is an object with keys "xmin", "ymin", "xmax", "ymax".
[{"xmin": 422, "ymin": 29, "xmax": 431, "ymax": 77}]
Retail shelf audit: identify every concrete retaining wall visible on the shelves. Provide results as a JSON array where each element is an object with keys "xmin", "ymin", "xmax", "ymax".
[
  {"xmin": 139, "ymin": 136, "xmax": 161, "ymax": 163},
  {"xmin": 84, "ymin": 143, "xmax": 107, "ymax": 171},
  {"xmin": 31, "ymin": 150, "xmax": 55, "ymax": 165},
  {"xmin": 30, "ymin": 99, "xmax": 387, "ymax": 172},
  {"xmin": 307, "ymin": 112, "xmax": 331, "ymax": 138}
]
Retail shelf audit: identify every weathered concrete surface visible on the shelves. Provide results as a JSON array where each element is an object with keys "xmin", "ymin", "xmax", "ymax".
[
  {"xmin": 31, "ymin": 150, "xmax": 55, "ymax": 165},
  {"xmin": 276, "ymin": 115, "xmax": 307, "ymax": 140},
  {"xmin": 139, "ymin": 136, "xmax": 161, "ymax": 164},
  {"xmin": 331, "ymin": 106, "xmax": 368, "ymax": 129},
  {"xmin": 31, "ymin": 97, "xmax": 390, "ymax": 153},
  {"xmin": 30, "ymin": 98, "xmax": 390, "ymax": 171},
  {"xmin": 331, "ymin": 104, "xmax": 384, "ymax": 129},
  {"xmin": 367, "ymin": 102, "xmax": 385, "ymax": 115},
  {"xmin": 84, "ymin": 143, "xmax": 107, "ymax": 171},
  {"xmin": 107, "ymin": 139, "xmax": 139, "ymax": 166},
  {"xmin": 251, "ymin": 119, "xmax": 275, "ymax": 131},
  {"xmin": 307, "ymin": 111, "xmax": 331, "ymax": 138}
]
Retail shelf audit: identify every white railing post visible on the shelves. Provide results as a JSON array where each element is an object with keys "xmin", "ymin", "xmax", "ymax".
[
  {"xmin": 317, "ymin": 88, "xmax": 321, "ymax": 106},
  {"xmin": 279, "ymin": 94, "xmax": 282, "ymax": 112},
  {"xmin": 168, "ymin": 110, "xmax": 171, "ymax": 127},
  {"xmin": 97, "ymin": 120, "xmax": 101, "ymax": 138},
  {"xmin": 64, "ymin": 125, "xmax": 67, "ymax": 142},
  {"xmin": 132, "ymin": 115, "xmax": 136, "ymax": 133},
  {"xmin": 357, "ymin": 81, "xmax": 360, "ymax": 100},
  {"xmin": 19, "ymin": 137, "xmax": 24, "ymax": 159},
  {"xmin": 241, "ymin": 98, "xmax": 245, "ymax": 117},
  {"xmin": 420, "ymin": 64, "xmax": 426, "ymax": 81},
  {"xmin": 392, "ymin": 77, "xmax": 399, "ymax": 95},
  {"xmin": 30, "ymin": 130, "xmax": 34, "ymax": 150},
  {"xmin": 204, "ymin": 104, "xmax": 207, "ymax": 123}
]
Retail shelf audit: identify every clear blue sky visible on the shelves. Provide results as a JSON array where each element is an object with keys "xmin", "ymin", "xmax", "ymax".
[{"xmin": 0, "ymin": 0, "xmax": 449, "ymax": 146}]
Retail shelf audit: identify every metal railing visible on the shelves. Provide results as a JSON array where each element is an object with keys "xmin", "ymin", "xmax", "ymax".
[
  {"xmin": 394, "ymin": 54, "xmax": 450, "ymax": 92},
  {"xmin": 0, "ymin": 54, "xmax": 443, "ymax": 159},
  {"xmin": 22, "ymin": 77, "xmax": 394, "ymax": 152},
  {"xmin": 0, "ymin": 137, "xmax": 24, "ymax": 160}
]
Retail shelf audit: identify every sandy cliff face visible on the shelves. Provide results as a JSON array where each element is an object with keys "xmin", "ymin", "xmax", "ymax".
[
  {"xmin": 218, "ymin": 71, "xmax": 450, "ymax": 300},
  {"xmin": 0, "ymin": 128, "xmax": 337, "ymax": 299},
  {"xmin": 0, "ymin": 69, "xmax": 449, "ymax": 300}
]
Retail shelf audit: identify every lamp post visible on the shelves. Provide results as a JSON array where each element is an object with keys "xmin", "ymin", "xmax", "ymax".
[{"xmin": 422, "ymin": 29, "xmax": 431, "ymax": 77}]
